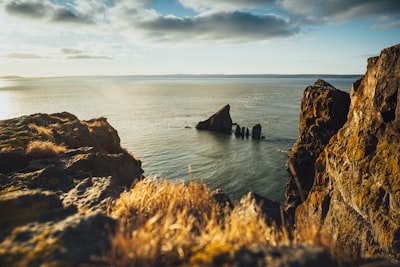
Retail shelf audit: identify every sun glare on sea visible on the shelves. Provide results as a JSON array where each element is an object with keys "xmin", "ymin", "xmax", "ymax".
[{"xmin": 0, "ymin": 89, "xmax": 16, "ymax": 120}]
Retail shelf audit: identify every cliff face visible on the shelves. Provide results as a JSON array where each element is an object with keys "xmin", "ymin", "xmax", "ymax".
[
  {"xmin": 286, "ymin": 80, "xmax": 350, "ymax": 215},
  {"xmin": 0, "ymin": 112, "xmax": 144, "ymax": 266},
  {"xmin": 296, "ymin": 44, "xmax": 400, "ymax": 262}
]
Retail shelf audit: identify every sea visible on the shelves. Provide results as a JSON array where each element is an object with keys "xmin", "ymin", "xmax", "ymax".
[{"xmin": 0, "ymin": 75, "xmax": 359, "ymax": 203}]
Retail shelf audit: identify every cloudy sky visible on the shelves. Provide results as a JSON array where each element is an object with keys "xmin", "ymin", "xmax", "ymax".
[{"xmin": 0, "ymin": 0, "xmax": 399, "ymax": 76}]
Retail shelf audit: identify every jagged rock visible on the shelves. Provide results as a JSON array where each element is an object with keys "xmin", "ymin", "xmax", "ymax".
[
  {"xmin": 251, "ymin": 124, "xmax": 262, "ymax": 140},
  {"xmin": 0, "ymin": 112, "xmax": 144, "ymax": 266},
  {"xmin": 196, "ymin": 104, "xmax": 233, "ymax": 134},
  {"xmin": 295, "ymin": 44, "xmax": 400, "ymax": 263},
  {"xmin": 285, "ymin": 79, "xmax": 350, "ymax": 216}
]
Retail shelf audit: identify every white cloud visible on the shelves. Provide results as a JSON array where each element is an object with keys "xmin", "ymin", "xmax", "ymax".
[
  {"xmin": 279, "ymin": 0, "xmax": 400, "ymax": 26},
  {"xmin": 3, "ymin": 0, "xmax": 94, "ymax": 24},
  {"xmin": 108, "ymin": 1, "xmax": 298, "ymax": 45}
]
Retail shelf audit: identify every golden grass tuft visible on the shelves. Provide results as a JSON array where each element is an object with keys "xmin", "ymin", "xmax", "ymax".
[
  {"xmin": 28, "ymin": 123, "xmax": 55, "ymax": 141},
  {"xmin": 105, "ymin": 178, "xmax": 290, "ymax": 267},
  {"xmin": 25, "ymin": 140, "xmax": 67, "ymax": 158}
]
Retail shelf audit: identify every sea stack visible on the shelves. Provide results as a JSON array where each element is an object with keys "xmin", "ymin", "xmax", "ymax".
[
  {"xmin": 196, "ymin": 104, "xmax": 233, "ymax": 134},
  {"xmin": 251, "ymin": 124, "xmax": 262, "ymax": 140}
]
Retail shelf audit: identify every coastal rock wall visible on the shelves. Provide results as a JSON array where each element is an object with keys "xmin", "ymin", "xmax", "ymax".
[
  {"xmin": 295, "ymin": 44, "xmax": 400, "ymax": 262},
  {"xmin": 0, "ymin": 112, "xmax": 144, "ymax": 266},
  {"xmin": 286, "ymin": 79, "xmax": 350, "ymax": 215}
]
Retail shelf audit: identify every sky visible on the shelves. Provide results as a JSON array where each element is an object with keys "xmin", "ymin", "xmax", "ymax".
[{"xmin": 0, "ymin": 0, "xmax": 399, "ymax": 77}]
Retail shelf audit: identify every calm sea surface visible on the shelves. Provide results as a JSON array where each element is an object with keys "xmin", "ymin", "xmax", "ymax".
[{"xmin": 0, "ymin": 75, "xmax": 358, "ymax": 202}]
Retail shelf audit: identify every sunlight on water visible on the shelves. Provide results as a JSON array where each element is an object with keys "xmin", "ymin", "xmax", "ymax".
[{"xmin": 0, "ymin": 91, "xmax": 16, "ymax": 119}]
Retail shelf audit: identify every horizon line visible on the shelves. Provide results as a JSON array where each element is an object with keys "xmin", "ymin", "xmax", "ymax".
[{"xmin": 1, "ymin": 73, "xmax": 363, "ymax": 79}]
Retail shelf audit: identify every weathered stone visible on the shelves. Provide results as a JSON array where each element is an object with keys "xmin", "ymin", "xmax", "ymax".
[
  {"xmin": 0, "ymin": 112, "xmax": 144, "ymax": 266},
  {"xmin": 295, "ymin": 44, "xmax": 400, "ymax": 262},
  {"xmin": 196, "ymin": 104, "xmax": 233, "ymax": 134},
  {"xmin": 62, "ymin": 176, "xmax": 118, "ymax": 213},
  {"xmin": 0, "ymin": 212, "xmax": 116, "ymax": 266},
  {"xmin": 0, "ymin": 190, "xmax": 65, "ymax": 235},
  {"xmin": 285, "ymin": 79, "xmax": 350, "ymax": 216}
]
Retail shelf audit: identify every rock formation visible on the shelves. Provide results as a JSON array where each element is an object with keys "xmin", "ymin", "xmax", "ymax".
[
  {"xmin": 251, "ymin": 124, "xmax": 262, "ymax": 140},
  {"xmin": 0, "ymin": 112, "xmax": 143, "ymax": 266},
  {"xmin": 285, "ymin": 79, "xmax": 350, "ymax": 216},
  {"xmin": 196, "ymin": 104, "xmax": 233, "ymax": 134},
  {"xmin": 295, "ymin": 44, "xmax": 400, "ymax": 262},
  {"xmin": 235, "ymin": 124, "xmax": 241, "ymax": 137}
]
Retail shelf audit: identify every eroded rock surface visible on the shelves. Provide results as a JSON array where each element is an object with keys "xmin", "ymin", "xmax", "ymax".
[
  {"xmin": 285, "ymin": 79, "xmax": 350, "ymax": 215},
  {"xmin": 0, "ymin": 112, "xmax": 143, "ymax": 266},
  {"xmin": 295, "ymin": 44, "xmax": 400, "ymax": 262}
]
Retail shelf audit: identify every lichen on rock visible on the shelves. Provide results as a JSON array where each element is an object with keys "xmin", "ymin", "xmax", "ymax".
[
  {"xmin": 295, "ymin": 43, "xmax": 400, "ymax": 263},
  {"xmin": 285, "ymin": 79, "xmax": 350, "ymax": 216},
  {"xmin": 0, "ymin": 112, "xmax": 144, "ymax": 266}
]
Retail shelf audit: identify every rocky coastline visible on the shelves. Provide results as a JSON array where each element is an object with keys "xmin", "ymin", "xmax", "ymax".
[
  {"xmin": 0, "ymin": 112, "xmax": 143, "ymax": 265},
  {"xmin": 1, "ymin": 43, "xmax": 400, "ymax": 266}
]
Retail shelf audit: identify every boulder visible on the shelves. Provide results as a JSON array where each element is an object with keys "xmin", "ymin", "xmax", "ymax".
[
  {"xmin": 295, "ymin": 44, "xmax": 400, "ymax": 262},
  {"xmin": 196, "ymin": 104, "xmax": 233, "ymax": 134},
  {"xmin": 285, "ymin": 79, "xmax": 350, "ymax": 216},
  {"xmin": 0, "ymin": 112, "xmax": 144, "ymax": 266}
]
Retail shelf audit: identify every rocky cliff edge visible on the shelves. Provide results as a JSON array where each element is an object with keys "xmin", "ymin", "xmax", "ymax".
[
  {"xmin": 0, "ymin": 112, "xmax": 144, "ymax": 266},
  {"xmin": 295, "ymin": 44, "xmax": 400, "ymax": 263}
]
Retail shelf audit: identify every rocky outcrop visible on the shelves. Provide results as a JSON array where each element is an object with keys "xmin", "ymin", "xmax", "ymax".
[
  {"xmin": 196, "ymin": 104, "xmax": 233, "ymax": 134},
  {"xmin": 295, "ymin": 44, "xmax": 400, "ymax": 262},
  {"xmin": 285, "ymin": 79, "xmax": 350, "ymax": 215},
  {"xmin": 0, "ymin": 112, "xmax": 143, "ymax": 266}
]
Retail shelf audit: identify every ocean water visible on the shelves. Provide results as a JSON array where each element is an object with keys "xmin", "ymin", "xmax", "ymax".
[{"xmin": 0, "ymin": 75, "xmax": 358, "ymax": 202}]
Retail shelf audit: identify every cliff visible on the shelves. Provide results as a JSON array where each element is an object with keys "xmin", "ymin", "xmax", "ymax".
[
  {"xmin": 295, "ymin": 44, "xmax": 400, "ymax": 262},
  {"xmin": 286, "ymin": 79, "xmax": 350, "ymax": 216},
  {"xmin": 0, "ymin": 112, "xmax": 143, "ymax": 266}
]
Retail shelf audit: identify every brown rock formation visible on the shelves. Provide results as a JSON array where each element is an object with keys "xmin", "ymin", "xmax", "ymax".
[
  {"xmin": 285, "ymin": 79, "xmax": 350, "ymax": 215},
  {"xmin": 295, "ymin": 44, "xmax": 400, "ymax": 262},
  {"xmin": 0, "ymin": 112, "xmax": 143, "ymax": 266},
  {"xmin": 196, "ymin": 104, "xmax": 233, "ymax": 134}
]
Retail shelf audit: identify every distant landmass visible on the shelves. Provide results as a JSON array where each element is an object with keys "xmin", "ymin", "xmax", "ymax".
[{"xmin": 1, "ymin": 74, "xmax": 362, "ymax": 79}]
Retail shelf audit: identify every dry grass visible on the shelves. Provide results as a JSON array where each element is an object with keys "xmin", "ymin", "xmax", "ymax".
[
  {"xmin": 28, "ymin": 123, "xmax": 55, "ymax": 141},
  {"xmin": 105, "ymin": 178, "xmax": 291, "ymax": 267},
  {"xmin": 25, "ymin": 140, "xmax": 67, "ymax": 158}
]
